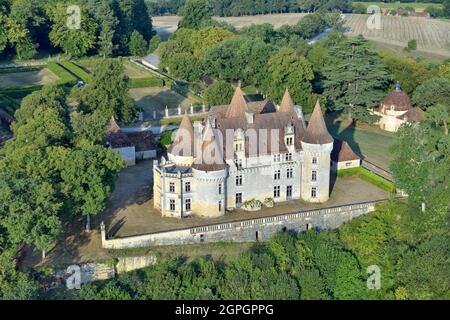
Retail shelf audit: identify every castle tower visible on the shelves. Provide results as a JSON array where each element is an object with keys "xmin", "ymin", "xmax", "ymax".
[
  {"xmin": 192, "ymin": 121, "xmax": 228, "ymax": 217},
  {"xmin": 167, "ymin": 111, "xmax": 195, "ymax": 165},
  {"xmin": 300, "ymin": 100, "xmax": 334, "ymax": 203}
]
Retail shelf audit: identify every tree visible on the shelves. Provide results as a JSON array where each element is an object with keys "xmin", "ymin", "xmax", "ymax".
[
  {"xmin": 0, "ymin": 248, "xmax": 40, "ymax": 299},
  {"xmin": 412, "ymin": 77, "xmax": 450, "ymax": 109},
  {"xmin": 129, "ymin": 30, "xmax": 147, "ymax": 56},
  {"xmin": 178, "ymin": 0, "xmax": 212, "ymax": 29},
  {"xmin": 390, "ymin": 104, "xmax": 450, "ymax": 224},
  {"xmin": 379, "ymin": 51, "xmax": 433, "ymax": 94},
  {"xmin": 264, "ymin": 47, "xmax": 315, "ymax": 112},
  {"xmin": 48, "ymin": 3, "xmax": 97, "ymax": 57},
  {"xmin": 203, "ymin": 81, "xmax": 234, "ymax": 105},
  {"xmin": 406, "ymin": 39, "xmax": 417, "ymax": 51},
  {"xmin": 437, "ymin": 62, "xmax": 450, "ymax": 80},
  {"xmin": 114, "ymin": 0, "xmax": 153, "ymax": 54},
  {"xmin": 4, "ymin": 17, "xmax": 37, "ymax": 59},
  {"xmin": 148, "ymin": 34, "xmax": 161, "ymax": 53},
  {"xmin": 203, "ymin": 37, "xmax": 277, "ymax": 88},
  {"xmin": 189, "ymin": 27, "xmax": 234, "ymax": 59},
  {"xmin": 0, "ymin": 173, "xmax": 62, "ymax": 259},
  {"xmin": 76, "ymin": 59, "xmax": 137, "ymax": 124},
  {"xmin": 60, "ymin": 140, "xmax": 124, "ymax": 231},
  {"xmin": 86, "ymin": 0, "xmax": 118, "ymax": 57},
  {"xmin": 168, "ymin": 52, "xmax": 201, "ymax": 81},
  {"xmin": 322, "ymin": 36, "xmax": 392, "ymax": 123}
]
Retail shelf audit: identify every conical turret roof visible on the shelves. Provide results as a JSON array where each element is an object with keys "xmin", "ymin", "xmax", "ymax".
[
  {"xmin": 302, "ymin": 100, "xmax": 333, "ymax": 144},
  {"xmin": 279, "ymin": 88, "xmax": 296, "ymax": 114},
  {"xmin": 225, "ymin": 86, "xmax": 247, "ymax": 118},
  {"xmin": 167, "ymin": 111, "xmax": 194, "ymax": 157},
  {"xmin": 192, "ymin": 121, "xmax": 226, "ymax": 171}
]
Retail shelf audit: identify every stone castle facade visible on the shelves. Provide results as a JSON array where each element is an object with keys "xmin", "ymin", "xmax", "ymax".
[{"xmin": 153, "ymin": 87, "xmax": 338, "ymax": 219}]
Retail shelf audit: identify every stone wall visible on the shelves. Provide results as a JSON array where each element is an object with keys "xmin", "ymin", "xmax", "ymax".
[{"xmin": 101, "ymin": 201, "xmax": 381, "ymax": 249}]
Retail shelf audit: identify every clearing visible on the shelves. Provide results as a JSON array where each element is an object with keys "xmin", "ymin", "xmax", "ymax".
[{"xmin": 0, "ymin": 68, "xmax": 59, "ymax": 88}]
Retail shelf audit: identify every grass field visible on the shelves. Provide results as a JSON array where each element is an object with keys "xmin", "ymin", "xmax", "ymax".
[
  {"xmin": 76, "ymin": 58, "xmax": 157, "ymax": 79},
  {"xmin": 153, "ymin": 13, "xmax": 450, "ymax": 59},
  {"xmin": 0, "ymin": 68, "xmax": 59, "ymax": 88},
  {"xmin": 353, "ymin": 2, "xmax": 443, "ymax": 10},
  {"xmin": 325, "ymin": 115, "xmax": 396, "ymax": 171},
  {"xmin": 130, "ymin": 86, "xmax": 199, "ymax": 119}
]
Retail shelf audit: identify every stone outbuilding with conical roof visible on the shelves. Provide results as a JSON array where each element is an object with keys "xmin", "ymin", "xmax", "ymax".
[{"xmin": 154, "ymin": 87, "xmax": 338, "ymax": 218}]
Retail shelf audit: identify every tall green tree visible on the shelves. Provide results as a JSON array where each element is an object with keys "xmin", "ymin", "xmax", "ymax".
[
  {"xmin": 203, "ymin": 81, "xmax": 234, "ymax": 105},
  {"xmin": 75, "ymin": 59, "xmax": 137, "ymax": 124},
  {"xmin": 60, "ymin": 140, "xmax": 124, "ymax": 231},
  {"xmin": 48, "ymin": 2, "xmax": 97, "ymax": 57},
  {"xmin": 412, "ymin": 77, "xmax": 450, "ymax": 109},
  {"xmin": 129, "ymin": 30, "xmax": 147, "ymax": 56},
  {"xmin": 178, "ymin": 0, "xmax": 212, "ymax": 29},
  {"xmin": 322, "ymin": 36, "xmax": 392, "ymax": 123},
  {"xmin": 264, "ymin": 47, "xmax": 315, "ymax": 112}
]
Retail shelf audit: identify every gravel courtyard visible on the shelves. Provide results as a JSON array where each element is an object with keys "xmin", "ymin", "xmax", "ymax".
[{"xmin": 99, "ymin": 160, "xmax": 390, "ymax": 238}]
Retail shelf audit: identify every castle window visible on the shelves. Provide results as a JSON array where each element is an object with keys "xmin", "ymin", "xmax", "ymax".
[
  {"xmin": 185, "ymin": 199, "xmax": 191, "ymax": 211},
  {"xmin": 273, "ymin": 154, "xmax": 281, "ymax": 162},
  {"xmin": 218, "ymin": 201, "xmax": 222, "ymax": 212},
  {"xmin": 312, "ymin": 170, "xmax": 317, "ymax": 182},
  {"xmin": 312, "ymin": 157, "xmax": 318, "ymax": 165},
  {"xmin": 169, "ymin": 182, "xmax": 175, "ymax": 193},
  {"xmin": 236, "ymin": 193, "xmax": 242, "ymax": 207},
  {"xmin": 274, "ymin": 186, "xmax": 280, "ymax": 198},
  {"xmin": 286, "ymin": 186, "xmax": 292, "ymax": 200},
  {"xmin": 185, "ymin": 182, "xmax": 191, "ymax": 192},
  {"xmin": 236, "ymin": 175, "xmax": 242, "ymax": 186},
  {"xmin": 234, "ymin": 158, "xmax": 242, "ymax": 169},
  {"xmin": 218, "ymin": 183, "xmax": 222, "ymax": 195},
  {"xmin": 285, "ymin": 153, "xmax": 292, "ymax": 161},
  {"xmin": 311, "ymin": 187, "xmax": 317, "ymax": 198},
  {"xmin": 170, "ymin": 199, "xmax": 175, "ymax": 211},
  {"xmin": 287, "ymin": 168, "xmax": 293, "ymax": 179},
  {"xmin": 286, "ymin": 137, "xmax": 293, "ymax": 145},
  {"xmin": 274, "ymin": 170, "xmax": 281, "ymax": 180},
  {"xmin": 235, "ymin": 143, "xmax": 243, "ymax": 152}
]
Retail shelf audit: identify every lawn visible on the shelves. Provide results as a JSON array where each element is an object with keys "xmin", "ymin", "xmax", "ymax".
[
  {"xmin": 325, "ymin": 114, "xmax": 396, "ymax": 171},
  {"xmin": 0, "ymin": 68, "xmax": 59, "ymax": 88},
  {"xmin": 130, "ymin": 86, "xmax": 199, "ymax": 119}
]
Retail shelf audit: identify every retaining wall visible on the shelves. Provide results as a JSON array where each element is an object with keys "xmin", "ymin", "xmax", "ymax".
[{"xmin": 102, "ymin": 201, "xmax": 381, "ymax": 249}]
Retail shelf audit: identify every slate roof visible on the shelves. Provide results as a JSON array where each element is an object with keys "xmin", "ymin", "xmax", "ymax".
[
  {"xmin": 107, "ymin": 117, "xmax": 134, "ymax": 149},
  {"xmin": 127, "ymin": 131, "xmax": 156, "ymax": 151},
  {"xmin": 302, "ymin": 100, "xmax": 334, "ymax": 145},
  {"xmin": 278, "ymin": 89, "xmax": 296, "ymax": 114},
  {"xmin": 167, "ymin": 112, "xmax": 195, "ymax": 157},
  {"xmin": 397, "ymin": 107, "xmax": 424, "ymax": 123},
  {"xmin": 381, "ymin": 84, "xmax": 412, "ymax": 112},
  {"xmin": 331, "ymin": 140, "xmax": 360, "ymax": 162}
]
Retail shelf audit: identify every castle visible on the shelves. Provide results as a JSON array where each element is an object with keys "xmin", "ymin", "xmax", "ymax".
[{"xmin": 153, "ymin": 87, "xmax": 352, "ymax": 219}]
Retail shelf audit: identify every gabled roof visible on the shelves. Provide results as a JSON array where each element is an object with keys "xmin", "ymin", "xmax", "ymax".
[
  {"xmin": 225, "ymin": 86, "xmax": 248, "ymax": 118},
  {"xmin": 107, "ymin": 117, "xmax": 134, "ymax": 149},
  {"xmin": 331, "ymin": 140, "xmax": 360, "ymax": 162},
  {"xmin": 126, "ymin": 131, "xmax": 156, "ymax": 151},
  {"xmin": 302, "ymin": 100, "xmax": 333, "ymax": 145},
  {"xmin": 278, "ymin": 88, "xmax": 296, "ymax": 114}
]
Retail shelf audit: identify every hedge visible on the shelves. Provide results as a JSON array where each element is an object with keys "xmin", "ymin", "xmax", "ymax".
[
  {"xmin": 0, "ymin": 66, "xmax": 43, "ymax": 74},
  {"xmin": 337, "ymin": 167, "xmax": 395, "ymax": 193},
  {"xmin": 129, "ymin": 76, "xmax": 164, "ymax": 88},
  {"xmin": 47, "ymin": 62, "xmax": 78, "ymax": 86},
  {"xmin": 60, "ymin": 61, "xmax": 92, "ymax": 83}
]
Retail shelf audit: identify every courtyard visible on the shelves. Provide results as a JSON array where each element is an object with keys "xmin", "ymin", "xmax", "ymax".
[{"xmin": 99, "ymin": 160, "xmax": 390, "ymax": 239}]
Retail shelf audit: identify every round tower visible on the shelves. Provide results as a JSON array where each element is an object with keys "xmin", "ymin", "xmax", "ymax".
[
  {"xmin": 300, "ymin": 100, "xmax": 334, "ymax": 203},
  {"xmin": 191, "ymin": 120, "xmax": 228, "ymax": 217}
]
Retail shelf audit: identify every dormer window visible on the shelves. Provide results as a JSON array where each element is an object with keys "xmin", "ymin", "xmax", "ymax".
[
  {"xmin": 235, "ymin": 143, "xmax": 243, "ymax": 152},
  {"xmin": 286, "ymin": 137, "xmax": 293, "ymax": 145}
]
